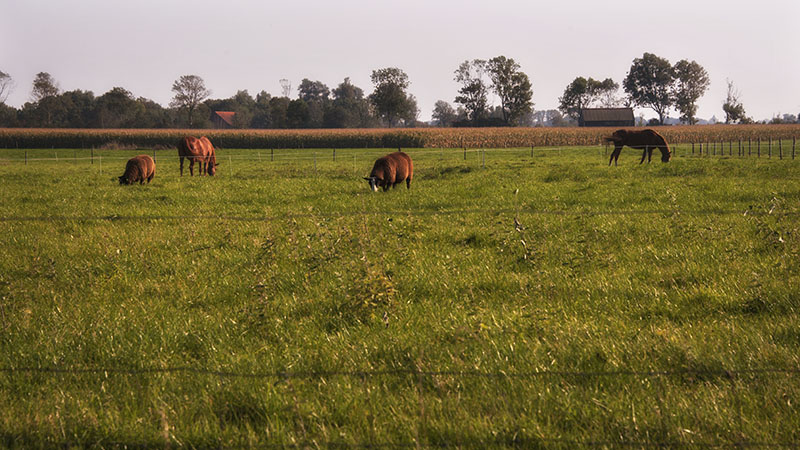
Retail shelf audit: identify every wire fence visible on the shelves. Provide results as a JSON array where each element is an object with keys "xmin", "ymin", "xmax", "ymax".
[{"xmin": 0, "ymin": 138, "xmax": 797, "ymax": 166}]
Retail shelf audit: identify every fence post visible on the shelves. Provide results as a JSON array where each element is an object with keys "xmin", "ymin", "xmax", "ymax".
[
  {"xmin": 768, "ymin": 138, "xmax": 772, "ymax": 158},
  {"xmin": 748, "ymin": 138, "xmax": 751, "ymax": 157},
  {"xmin": 25, "ymin": 150, "xmax": 27, "ymax": 165},
  {"xmin": 712, "ymin": 142, "xmax": 716, "ymax": 156},
  {"xmin": 738, "ymin": 140, "xmax": 742, "ymax": 157},
  {"xmin": 729, "ymin": 141, "xmax": 732, "ymax": 156},
  {"xmin": 228, "ymin": 155, "xmax": 233, "ymax": 175},
  {"xmin": 271, "ymin": 148, "xmax": 274, "ymax": 162},
  {"xmin": 793, "ymin": 137, "xmax": 796, "ymax": 159},
  {"xmin": 758, "ymin": 138, "xmax": 761, "ymax": 157},
  {"xmin": 463, "ymin": 147, "xmax": 466, "ymax": 161},
  {"xmin": 779, "ymin": 139, "xmax": 782, "ymax": 159},
  {"xmin": 333, "ymin": 148, "xmax": 336, "ymax": 162},
  {"xmin": 482, "ymin": 149, "xmax": 485, "ymax": 168},
  {"xmin": 91, "ymin": 148, "xmax": 94, "ymax": 164},
  {"xmin": 692, "ymin": 142, "xmax": 695, "ymax": 155},
  {"xmin": 531, "ymin": 146, "xmax": 534, "ymax": 158},
  {"xmin": 314, "ymin": 153, "xmax": 317, "ymax": 173}
]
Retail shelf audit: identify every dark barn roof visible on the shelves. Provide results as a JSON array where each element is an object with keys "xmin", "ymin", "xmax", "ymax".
[
  {"xmin": 211, "ymin": 111, "xmax": 236, "ymax": 128},
  {"xmin": 579, "ymin": 108, "xmax": 635, "ymax": 127}
]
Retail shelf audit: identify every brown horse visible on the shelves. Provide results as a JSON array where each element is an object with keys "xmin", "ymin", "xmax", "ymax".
[
  {"xmin": 178, "ymin": 136, "xmax": 218, "ymax": 176},
  {"xmin": 363, "ymin": 151, "xmax": 413, "ymax": 191},
  {"xmin": 605, "ymin": 129, "xmax": 671, "ymax": 165}
]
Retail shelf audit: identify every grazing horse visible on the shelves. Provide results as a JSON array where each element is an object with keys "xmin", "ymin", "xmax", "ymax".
[
  {"xmin": 605, "ymin": 129, "xmax": 672, "ymax": 165},
  {"xmin": 118, "ymin": 155, "xmax": 155, "ymax": 185},
  {"xmin": 364, "ymin": 151, "xmax": 414, "ymax": 192},
  {"xmin": 178, "ymin": 136, "xmax": 218, "ymax": 176}
]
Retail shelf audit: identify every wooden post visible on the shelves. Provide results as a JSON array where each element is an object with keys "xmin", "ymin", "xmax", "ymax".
[
  {"xmin": 699, "ymin": 142, "xmax": 703, "ymax": 156},
  {"xmin": 25, "ymin": 150, "xmax": 27, "ymax": 165},
  {"xmin": 779, "ymin": 139, "xmax": 783, "ymax": 159},
  {"xmin": 729, "ymin": 141, "xmax": 732, "ymax": 156},
  {"xmin": 153, "ymin": 148, "xmax": 157, "ymax": 163},
  {"xmin": 712, "ymin": 141, "xmax": 716, "ymax": 156},
  {"xmin": 333, "ymin": 148, "xmax": 336, "ymax": 161},
  {"xmin": 463, "ymin": 147, "xmax": 466, "ymax": 160},
  {"xmin": 768, "ymin": 138, "xmax": 772, "ymax": 158},
  {"xmin": 758, "ymin": 138, "xmax": 761, "ymax": 157},
  {"xmin": 228, "ymin": 155, "xmax": 233, "ymax": 175},
  {"xmin": 271, "ymin": 148, "xmax": 274, "ymax": 162},
  {"xmin": 481, "ymin": 149, "xmax": 485, "ymax": 168},
  {"xmin": 692, "ymin": 142, "xmax": 695, "ymax": 155},
  {"xmin": 738, "ymin": 140, "xmax": 742, "ymax": 157},
  {"xmin": 748, "ymin": 138, "xmax": 751, "ymax": 157},
  {"xmin": 531, "ymin": 146, "xmax": 534, "ymax": 158},
  {"xmin": 91, "ymin": 148, "xmax": 94, "ymax": 164},
  {"xmin": 314, "ymin": 153, "xmax": 317, "ymax": 173},
  {"xmin": 793, "ymin": 137, "xmax": 796, "ymax": 159}
]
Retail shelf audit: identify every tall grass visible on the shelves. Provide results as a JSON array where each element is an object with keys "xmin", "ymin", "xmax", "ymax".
[{"xmin": 0, "ymin": 147, "xmax": 798, "ymax": 446}]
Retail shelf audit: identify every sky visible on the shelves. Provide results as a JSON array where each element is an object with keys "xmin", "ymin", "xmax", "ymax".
[{"xmin": 2, "ymin": 0, "xmax": 799, "ymax": 123}]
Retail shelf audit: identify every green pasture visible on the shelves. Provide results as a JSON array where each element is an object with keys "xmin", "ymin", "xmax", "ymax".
[{"xmin": 0, "ymin": 146, "xmax": 798, "ymax": 447}]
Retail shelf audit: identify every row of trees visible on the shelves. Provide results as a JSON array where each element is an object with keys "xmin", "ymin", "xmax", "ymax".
[
  {"xmin": 556, "ymin": 52, "xmax": 762, "ymax": 126},
  {"xmin": 0, "ymin": 53, "xmax": 790, "ymax": 128}
]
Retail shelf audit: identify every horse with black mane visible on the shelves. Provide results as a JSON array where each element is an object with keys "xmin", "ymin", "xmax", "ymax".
[{"xmin": 605, "ymin": 129, "xmax": 671, "ymax": 165}]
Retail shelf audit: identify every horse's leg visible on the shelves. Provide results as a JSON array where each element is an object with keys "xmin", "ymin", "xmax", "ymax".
[
  {"xmin": 406, "ymin": 178, "xmax": 411, "ymax": 189},
  {"xmin": 180, "ymin": 156, "xmax": 184, "ymax": 176},
  {"xmin": 648, "ymin": 148, "xmax": 653, "ymax": 163},
  {"xmin": 640, "ymin": 148, "xmax": 647, "ymax": 164},
  {"xmin": 610, "ymin": 146, "xmax": 621, "ymax": 166},
  {"xmin": 189, "ymin": 159, "xmax": 194, "ymax": 176}
]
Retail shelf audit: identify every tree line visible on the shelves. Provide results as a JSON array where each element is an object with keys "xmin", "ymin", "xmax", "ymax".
[{"xmin": 0, "ymin": 52, "xmax": 794, "ymax": 129}]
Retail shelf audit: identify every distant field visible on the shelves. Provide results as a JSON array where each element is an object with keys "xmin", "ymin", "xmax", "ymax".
[
  {"xmin": 0, "ymin": 147, "xmax": 798, "ymax": 446},
  {"xmin": 2, "ymin": 124, "xmax": 800, "ymax": 150}
]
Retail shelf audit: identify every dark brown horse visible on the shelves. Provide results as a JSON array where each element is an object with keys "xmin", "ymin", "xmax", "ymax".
[
  {"xmin": 178, "ymin": 136, "xmax": 218, "ymax": 176},
  {"xmin": 605, "ymin": 129, "xmax": 671, "ymax": 165},
  {"xmin": 363, "ymin": 151, "xmax": 414, "ymax": 191}
]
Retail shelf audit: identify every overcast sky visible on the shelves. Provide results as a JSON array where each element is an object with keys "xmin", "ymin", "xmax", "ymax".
[{"xmin": 2, "ymin": 0, "xmax": 799, "ymax": 123}]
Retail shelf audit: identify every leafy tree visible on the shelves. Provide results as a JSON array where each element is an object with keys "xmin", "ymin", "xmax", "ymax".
[
  {"xmin": 623, "ymin": 53, "xmax": 674, "ymax": 125},
  {"xmin": 0, "ymin": 102, "xmax": 18, "ymax": 126},
  {"xmin": 722, "ymin": 79, "xmax": 748, "ymax": 124},
  {"xmin": 31, "ymin": 72, "xmax": 60, "ymax": 103},
  {"xmin": 325, "ymin": 78, "xmax": 372, "ymax": 128},
  {"xmin": 96, "ymin": 87, "xmax": 141, "ymax": 128},
  {"xmin": 368, "ymin": 67, "xmax": 417, "ymax": 127},
  {"xmin": 672, "ymin": 59, "xmax": 710, "ymax": 124},
  {"xmin": 251, "ymin": 91, "xmax": 272, "ymax": 128},
  {"xmin": 432, "ymin": 100, "xmax": 457, "ymax": 127},
  {"xmin": 134, "ymin": 97, "xmax": 171, "ymax": 128},
  {"xmin": 170, "ymin": 75, "xmax": 210, "ymax": 127},
  {"xmin": 454, "ymin": 59, "xmax": 488, "ymax": 122},
  {"xmin": 558, "ymin": 77, "xmax": 620, "ymax": 121},
  {"xmin": 298, "ymin": 79, "xmax": 330, "ymax": 102},
  {"xmin": 286, "ymin": 99, "xmax": 309, "ymax": 128},
  {"xmin": 269, "ymin": 96, "xmax": 290, "ymax": 128},
  {"xmin": 0, "ymin": 70, "xmax": 13, "ymax": 104},
  {"xmin": 486, "ymin": 56, "xmax": 533, "ymax": 125}
]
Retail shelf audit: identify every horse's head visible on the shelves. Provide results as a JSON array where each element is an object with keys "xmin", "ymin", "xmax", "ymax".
[
  {"xmin": 207, "ymin": 162, "xmax": 218, "ymax": 176},
  {"xmin": 661, "ymin": 149, "xmax": 671, "ymax": 162},
  {"xmin": 363, "ymin": 176, "xmax": 380, "ymax": 192},
  {"xmin": 118, "ymin": 175, "xmax": 130, "ymax": 185}
]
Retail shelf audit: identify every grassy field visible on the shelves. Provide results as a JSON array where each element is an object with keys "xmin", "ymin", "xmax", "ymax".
[{"xmin": 0, "ymin": 146, "xmax": 799, "ymax": 447}]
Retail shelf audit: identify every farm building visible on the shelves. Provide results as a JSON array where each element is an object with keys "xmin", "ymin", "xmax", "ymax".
[
  {"xmin": 579, "ymin": 108, "xmax": 635, "ymax": 127},
  {"xmin": 211, "ymin": 111, "xmax": 236, "ymax": 129}
]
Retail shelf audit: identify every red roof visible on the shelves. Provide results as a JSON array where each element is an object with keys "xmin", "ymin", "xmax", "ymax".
[{"xmin": 213, "ymin": 111, "xmax": 236, "ymax": 127}]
